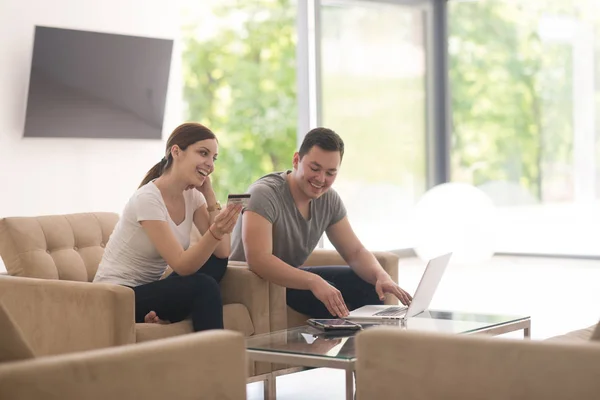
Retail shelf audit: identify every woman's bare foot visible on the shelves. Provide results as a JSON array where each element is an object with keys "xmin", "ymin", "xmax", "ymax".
[{"xmin": 144, "ymin": 311, "xmax": 170, "ymax": 324}]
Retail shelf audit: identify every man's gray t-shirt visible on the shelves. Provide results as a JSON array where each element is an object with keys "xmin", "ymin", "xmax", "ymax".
[{"xmin": 230, "ymin": 171, "xmax": 347, "ymax": 267}]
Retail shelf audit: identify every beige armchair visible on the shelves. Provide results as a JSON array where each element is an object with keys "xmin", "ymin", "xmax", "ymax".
[
  {"xmin": 0, "ymin": 297, "xmax": 247, "ymax": 400},
  {"xmin": 0, "ymin": 212, "xmax": 269, "ymax": 376},
  {"xmin": 0, "ymin": 275, "xmax": 135, "ymax": 357},
  {"xmin": 356, "ymin": 327, "xmax": 600, "ymax": 400}
]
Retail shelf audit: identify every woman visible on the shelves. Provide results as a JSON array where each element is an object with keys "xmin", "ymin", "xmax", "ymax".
[{"xmin": 94, "ymin": 122, "xmax": 242, "ymax": 331}]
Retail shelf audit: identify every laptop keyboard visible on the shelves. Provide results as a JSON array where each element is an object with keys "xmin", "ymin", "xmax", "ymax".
[{"xmin": 374, "ymin": 306, "xmax": 408, "ymax": 317}]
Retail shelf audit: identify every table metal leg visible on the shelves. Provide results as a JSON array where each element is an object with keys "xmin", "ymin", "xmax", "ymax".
[
  {"xmin": 264, "ymin": 373, "xmax": 276, "ymax": 400},
  {"xmin": 345, "ymin": 369, "xmax": 354, "ymax": 400},
  {"xmin": 524, "ymin": 323, "xmax": 531, "ymax": 339}
]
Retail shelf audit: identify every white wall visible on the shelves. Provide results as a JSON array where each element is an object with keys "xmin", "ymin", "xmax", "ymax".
[{"xmin": 0, "ymin": 0, "xmax": 183, "ymax": 272}]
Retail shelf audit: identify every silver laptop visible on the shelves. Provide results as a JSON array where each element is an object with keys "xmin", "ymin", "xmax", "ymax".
[{"xmin": 345, "ymin": 252, "xmax": 452, "ymax": 321}]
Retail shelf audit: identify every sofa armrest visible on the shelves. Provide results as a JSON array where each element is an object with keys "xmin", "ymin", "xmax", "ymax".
[
  {"xmin": 302, "ymin": 249, "xmax": 400, "ymax": 305},
  {"xmin": 302, "ymin": 249, "xmax": 346, "ymax": 266},
  {"xmin": 546, "ymin": 324, "xmax": 598, "ymax": 342},
  {"xmin": 221, "ymin": 263, "xmax": 281, "ymax": 375},
  {"xmin": 0, "ymin": 330, "xmax": 247, "ymax": 400},
  {"xmin": 222, "ymin": 262, "xmax": 288, "ymax": 333},
  {"xmin": 220, "ymin": 264, "xmax": 270, "ymax": 335},
  {"xmin": 0, "ymin": 276, "xmax": 135, "ymax": 356},
  {"xmin": 356, "ymin": 328, "xmax": 600, "ymax": 400},
  {"xmin": 303, "ymin": 249, "xmax": 399, "ymax": 276}
]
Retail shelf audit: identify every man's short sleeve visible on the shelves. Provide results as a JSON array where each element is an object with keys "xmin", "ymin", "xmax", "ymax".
[
  {"xmin": 244, "ymin": 183, "xmax": 278, "ymax": 224},
  {"xmin": 134, "ymin": 192, "xmax": 168, "ymax": 222},
  {"xmin": 327, "ymin": 189, "xmax": 347, "ymax": 227}
]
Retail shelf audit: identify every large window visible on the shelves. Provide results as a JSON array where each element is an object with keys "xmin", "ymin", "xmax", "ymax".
[
  {"xmin": 179, "ymin": 0, "xmax": 600, "ymax": 257},
  {"xmin": 319, "ymin": 0, "xmax": 428, "ymax": 251},
  {"xmin": 181, "ymin": 0, "xmax": 298, "ymax": 201},
  {"xmin": 449, "ymin": 0, "xmax": 600, "ymax": 256}
]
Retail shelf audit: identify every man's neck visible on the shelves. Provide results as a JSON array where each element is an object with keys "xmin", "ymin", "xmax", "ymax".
[{"xmin": 286, "ymin": 171, "xmax": 311, "ymax": 210}]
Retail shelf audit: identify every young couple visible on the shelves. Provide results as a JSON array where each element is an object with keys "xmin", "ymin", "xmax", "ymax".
[{"xmin": 94, "ymin": 122, "xmax": 412, "ymax": 331}]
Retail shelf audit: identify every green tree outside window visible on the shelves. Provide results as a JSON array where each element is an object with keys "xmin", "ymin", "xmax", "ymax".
[{"xmin": 182, "ymin": 0, "xmax": 297, "ymax": 202}]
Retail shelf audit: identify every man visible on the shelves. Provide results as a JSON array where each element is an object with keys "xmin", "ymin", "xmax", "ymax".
[{"xmin": 230, "ymin": 127, "xmax": 412, "ymax": 318}]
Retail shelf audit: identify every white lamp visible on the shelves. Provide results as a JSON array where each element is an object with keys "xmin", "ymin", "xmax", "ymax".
[{"xmin": 410, "ymin": 182, "xmax": 498, "ymax": 265}]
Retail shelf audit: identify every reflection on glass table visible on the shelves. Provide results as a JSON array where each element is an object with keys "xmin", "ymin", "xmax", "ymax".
[{"xmin": 246, "ymin": 311, "xmax": 531, "ymax": 360}]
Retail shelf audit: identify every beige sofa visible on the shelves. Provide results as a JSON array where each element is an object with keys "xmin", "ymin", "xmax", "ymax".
[
  {"xmin": 356, "ymin": 326, "xmax": 600, "ymax": 399},
  {"xmin": 0, "ymin": 299, "xmax": 247, "ymax": 400},
  {"xmin": 0, "ymin": 212, "xmax": 400, "ymax": 377},
  {"xmin": 545, "ymin": 324, "xmax": 599, "ymax": 342},
  {"xmin": 0, "ymin": 212, "xmax": 268, "ymax": 340},
  {"xmin": 0, "ymin": 275, "xmax": 135, "ymax": 357}
]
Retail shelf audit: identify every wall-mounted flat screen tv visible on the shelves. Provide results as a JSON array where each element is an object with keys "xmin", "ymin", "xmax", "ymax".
[{"xmin": 23, "ymin": 26, "xmax": 173, "ymax": 140}]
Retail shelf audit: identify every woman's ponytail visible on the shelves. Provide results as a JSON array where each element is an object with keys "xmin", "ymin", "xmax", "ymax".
[{"xmin": 139, "ymin": 157, "xmax": 168, "ymax": 188}]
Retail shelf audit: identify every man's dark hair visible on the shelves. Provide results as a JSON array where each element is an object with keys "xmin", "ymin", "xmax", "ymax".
[{"xmin": 298, "ymin": 127, "xmax": 344, "ymax": 160}]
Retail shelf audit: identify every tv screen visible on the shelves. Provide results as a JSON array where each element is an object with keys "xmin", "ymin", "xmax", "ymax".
[{"xmin": 23, "ymin": 26, "xmax": 173, "ymax": 140}]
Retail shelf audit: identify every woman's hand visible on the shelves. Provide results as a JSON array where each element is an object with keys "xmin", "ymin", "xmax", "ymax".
[
  {"xmin": 196, "ymin": 175, "xmax": 217, "ymax": 205},
  {"xmin": 210, "ymin": 203, "xmax": 242, "ymax": 239}
]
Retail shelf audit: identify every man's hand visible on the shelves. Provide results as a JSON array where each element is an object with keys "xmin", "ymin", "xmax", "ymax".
[
  {"xmin": 375, "ymin": 275, "xmax": 413, "ymax": 306},
  {"xmin": 309, "ymin": 277, "xmax": 349, "ymax": 318}
]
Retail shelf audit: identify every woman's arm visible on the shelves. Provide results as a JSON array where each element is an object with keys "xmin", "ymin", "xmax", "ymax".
[
  {"xmin": 140, "ymin": 206, "xmax": 240, "ymax": 276},
  {"xmin": 194, "ymin": 175, "xmax": 231, "ymax": 258},
  {"xmin": 193, "ymin": 204, "xmax": 230, "ymax": 258}
]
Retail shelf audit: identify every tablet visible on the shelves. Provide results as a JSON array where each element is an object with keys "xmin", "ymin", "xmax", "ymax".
[{"xmin": 307, "ymin": 319, "xmax": 362, "ymax": 331}]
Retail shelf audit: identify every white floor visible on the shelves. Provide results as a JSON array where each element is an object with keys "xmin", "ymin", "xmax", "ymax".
[{"xmin": 247, "ymin": 255, "xmax": 600, "ymax": 399}]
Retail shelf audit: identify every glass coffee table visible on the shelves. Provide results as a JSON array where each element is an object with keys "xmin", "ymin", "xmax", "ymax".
[{"xmin": 246, "ymin": 310, "xmax": 531, "ymax": 400}]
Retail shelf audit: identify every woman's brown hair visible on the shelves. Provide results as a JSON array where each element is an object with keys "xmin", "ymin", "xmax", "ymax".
[{"xmin": 139, "ymin": 122, "xmax": 217, "ymax": 188}]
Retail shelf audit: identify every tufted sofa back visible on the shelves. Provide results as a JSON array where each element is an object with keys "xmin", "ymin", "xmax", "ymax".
[{"xmin": 0, "ymin": 213, "xmax": 119, "ymax": 282}]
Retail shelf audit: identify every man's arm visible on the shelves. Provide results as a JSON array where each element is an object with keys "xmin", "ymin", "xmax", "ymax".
[
  {"xmin": 242, "ymin": 210, "xmax": 349, "ymax": 317},
  {"xmin": 326, "ymin": 217, "xmax": 412, "ymax": 305},
  {"xmin": 325, "ymin": 216, "xmax": 389, "ymax": 285},
  {"xmin": 242, "ymin": 211, "xmax": 318, "ymax": 289}
]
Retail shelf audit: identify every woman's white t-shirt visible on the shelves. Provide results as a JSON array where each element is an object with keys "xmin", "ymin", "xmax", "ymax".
[{"xmin": 94, "ymin": 182, "xmax": 206, "ymax": 287}]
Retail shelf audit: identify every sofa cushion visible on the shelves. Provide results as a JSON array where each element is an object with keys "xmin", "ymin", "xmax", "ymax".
[
  {"xmin": 135, "ymin": 303, "xmax": 254, "ymax": 342},
  {"xmin": 0, "ymin": 302, "xmax": 35, "ymax": 362},
  {"xmin": 590, "ymin": 323, "xmax": 600, "ymax": 341},
  {"xmin": 0, "ymin": 213, "xmax": 118, "ymax": 281},
  {"xmin": 135, "ymin": 320, "xmax": 194, "ymax": 342},
  {"xmin": 546, "ymin": 325, "xmax": 597, "ymax": 342},
  {"xmin": 223, "ymin": 304, "xmax": 254, "ymax": 336},
  {"xmin": 287, "ymin": 306, "xmax": 308, "ymax": 329}
]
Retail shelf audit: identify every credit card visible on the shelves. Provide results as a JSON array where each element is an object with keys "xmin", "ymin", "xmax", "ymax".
[{"xmin": 227, "ymin": 193, "xmax": 251, "ymax": 208}]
